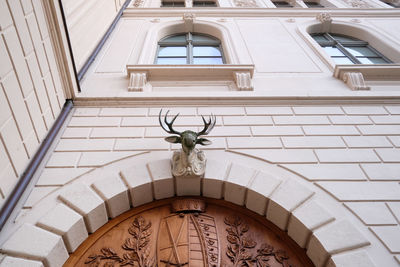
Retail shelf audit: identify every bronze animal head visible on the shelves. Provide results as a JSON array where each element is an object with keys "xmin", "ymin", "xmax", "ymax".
[{"xmin": 159, "ymin": 110, "xmax": 216, "ymax": 154}]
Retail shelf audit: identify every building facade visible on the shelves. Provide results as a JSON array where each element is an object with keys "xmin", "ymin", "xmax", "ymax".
[{"xmin": 0, "ymin": 0, "xmax": 400, "ymax": 266}]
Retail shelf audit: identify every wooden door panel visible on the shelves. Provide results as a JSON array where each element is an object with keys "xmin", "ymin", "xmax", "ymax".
[{"xmin": 65, "ymin": 198, "xmax": 314, "ymax": 267}]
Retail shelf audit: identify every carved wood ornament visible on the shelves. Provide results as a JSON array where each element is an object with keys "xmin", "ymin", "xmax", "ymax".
[{"xmin": 66, "ymin": 198, "xmax": 314, "ymax": 267}]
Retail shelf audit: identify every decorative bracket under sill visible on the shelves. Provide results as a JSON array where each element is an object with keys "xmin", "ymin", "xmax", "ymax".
[
  {"xmin": 126, "ymin": 64, "xmax": 255, "ymax": 92},
  {"xmin": 334, "ymin": 64, "xmax": 400, "ymax": 91}
]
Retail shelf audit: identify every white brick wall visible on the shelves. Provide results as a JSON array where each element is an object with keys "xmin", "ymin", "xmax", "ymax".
[{"xmin": 0, "ymin": 0, "xmax": 66, "ymax": 205}]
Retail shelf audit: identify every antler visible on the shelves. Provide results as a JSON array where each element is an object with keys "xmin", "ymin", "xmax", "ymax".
[
  {"xmin": 197, "ymin": 114, "xmax": 216, "ymax": 136},
  {"xmin": 159, "ymin": 109, "xmax": 182, "ymax": 136}
]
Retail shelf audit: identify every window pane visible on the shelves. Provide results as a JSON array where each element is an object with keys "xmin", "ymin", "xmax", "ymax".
[
  {"xmin": 345, "ymin": 46, "xmax": 378, "ymax": 57},
  {"xmin": 312, "ymin": 34, "xmax": 328, "ymax": 43},
  {"xmin": 193, "ymin": 46, "xmax": 221, "ymax": 57},
  {"xmin": 161, "ymin": 1, "xmax": 185, "ymax": 6},
  {"xmin": 305, "ymin": 1, "xmax": 323, "ymax": 7},
  {"xmin": 323, "ymin": 46, "xmax": 346, "ymax": 57},
  {"xmin": 158, "ymin": 46, "xmax": 186, "ymax": 57},
  {"xmin": 358, "ymin": 57, "xmax": 388, "ymax": 64},
  {"xmin": 330, "ymin": 34, "xmax": 360, "ymax": 42},
  {"xmin": 157, "ymin": 57, "xmax": 187, "ymax": 64},
  {"xmin": 193, "ymin": 1, "xmax": 217, "ymax": 6},
  {"xmin": 160, "ymin": 35, "xmax": 186, "ymax": 43},
  {"xmin": 274, "ymin": 1, "xmax": 293, "ymax": 7},
  {"xmin": 332, "ymin": 57, "xmax": 353, "ymax": 64},
  {"xmin": 193, "ymin": 57, "xmax": 223, "ymax": 64}
]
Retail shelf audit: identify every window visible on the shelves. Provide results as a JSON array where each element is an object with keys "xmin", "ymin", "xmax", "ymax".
[
  {"xmin": 273, "ymin": 1, "xmax": 293, "ymax": 7},
  {"xmin": 381, "ymin": 0, "xmax": 400, "ymax": 7},
  {"xmin": 161, "ymin": 0, "xmax": 185, "ymax": 6},
  {"xmin": 193, "ymin": 0, "xmax": 217, "ymax": 6},
  {"xmin": 305, "ymin": 1, "xmax": 324, "ymax": 7},
  {"xmin": 312, "ymin": 33, "xmax": 392, "ymax": 64},
  {"xmin": 156, "ymin": 33, "xmax": 224, "ymax": 64}
]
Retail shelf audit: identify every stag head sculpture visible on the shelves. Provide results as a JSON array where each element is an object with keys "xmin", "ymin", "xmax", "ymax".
[{"xmin": 159, "ymin": 109, "xmax": 216, "ymax": 178}]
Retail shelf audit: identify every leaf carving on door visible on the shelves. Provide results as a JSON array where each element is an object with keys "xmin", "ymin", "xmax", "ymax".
[
  {"xmin": 224, "ymin": 216, "xmax": 292, "ymax": 267},
  {"xmin": 85, "ymin": 216, "xmax": 155, "ymax": 267}
]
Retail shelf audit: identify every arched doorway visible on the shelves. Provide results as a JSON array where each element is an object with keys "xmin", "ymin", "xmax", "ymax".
[{"xmin": 65, "ymin": 197, "xmax": 314, "ymax": 266}]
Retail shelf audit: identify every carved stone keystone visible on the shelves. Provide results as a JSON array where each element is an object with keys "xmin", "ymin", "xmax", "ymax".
[
  {"xmin": 316, "ymin": 13, "xmax": 332, "ymax": 32},
  {"xmin": 159, "ymin": 110, "xmax": 216, "ymax": 179}
]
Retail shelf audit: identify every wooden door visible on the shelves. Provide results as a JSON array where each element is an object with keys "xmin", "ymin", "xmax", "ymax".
[{"xmin": 65, "ymin": 198, "xmax": 314, "ymax": 267}]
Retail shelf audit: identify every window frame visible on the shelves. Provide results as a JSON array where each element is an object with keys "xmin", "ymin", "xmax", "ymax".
[
  {"xmin": 312, "ymin": 33, "xmax": 392, "ymax": 65},
  {"xmin": 155, "ymin": 32, "xmax": 225, "ymax": 65}
]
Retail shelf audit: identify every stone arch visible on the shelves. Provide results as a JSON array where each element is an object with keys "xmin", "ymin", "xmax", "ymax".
[
  {"xmin": 0, "ymin": 151, "xmax": 372, "ymax": 267},
  {"xmin": 137, "ymin": 19, "xmax": 240, "ymax": 64}
]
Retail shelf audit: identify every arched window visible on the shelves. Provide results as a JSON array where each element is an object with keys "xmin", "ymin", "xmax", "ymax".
[
  {"xmin": 156, "ymin": 33, "xmax": 224, "ymax": 64},
  {"xmin": 311, "ymin": 33, "xmax": 392, "ymax": 64}
]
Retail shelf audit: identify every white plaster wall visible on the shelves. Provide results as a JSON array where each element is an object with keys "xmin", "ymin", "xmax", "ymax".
[
  {"xmin": 61, "ymin": 0, "xmax": 125, "ymax": 71},
  {"xmin": 0, "ymin": 0, "xmax": 66, "ymax": 206},
  {"xmin": 79, "ymin": 14, "xmax": 400, "ymax": 96}
]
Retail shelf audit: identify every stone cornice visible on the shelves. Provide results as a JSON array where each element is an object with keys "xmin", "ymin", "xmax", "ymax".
[
  {"xmin": 73, "ymin": 95, "xmax": 400, "ymax": 107},
  {"xmin": 123, "ymin": 8, "xmax": 400, "ymax": 17}
]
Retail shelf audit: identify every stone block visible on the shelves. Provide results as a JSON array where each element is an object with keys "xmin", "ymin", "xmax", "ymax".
[
  {"xmin": 227, "ymin": 137, "xmax": 282, "ymax": 149},
  {"xmin": 208, "ymin": 126, "xmax": 251, "ymax": 137},
  {"xmin": 176, "ymin": 176, "xmax": 201, "ymax": 196},
  {"xmin": 302, "ymin": 126, "xmax": 359, "ymax": 136},
  {"xmin": 73, "ymin": 108, "xmax": 100, "ymax": 117},
  {"xmin": 315, "ymin": 149, "xmax": 380, "ymax": 163},
  {"xmin": 280, "ymin": 164, "xmax": 366, "ymax": 181},
  {"xmin": 55, "ymin": 139, "xmax": 114, "ymax": 152},
  {"xmin": 233, "ymin": 149, "xmax": 318, "ymax": 163},
  {"xmin": 326, "ymin": 251, "xmax": 376, "ymax": 267},
  {"xmin": 274, "ymin": 115, "xmax": 330, "ymax": 125},
  {"xmin": 344, "ymin": 202, "xmax": 397, "ymax": 225},
  {"xmin": 329, "ymin": 115, "xmax": 372, "ymax": 125},
  {"xmin": 79, "ymin": 151, "xmax": 141, "ymax": 167},
  {"xmin": 342, "ymin": 106, "xmax": 387, "ymax": 115},
  {"xmin": 307, "ymin": 220, "xmax": 370, "ymax": 267},
  {"xmin": 37, "ymin": 203, "xmax": 88, "ymax": 253},
  {"xmin": 121, "ymin": 117, "xmax": 160, "ymax": 126},
  {"xmin": 147, "ymin": 159, "xmax": 174, "ymax": 199},
  {"xmin": 203, "ymin": 160, "xmax": 229, "ymax": 199},
  {"xmin": 370, "ymin": 115, "xmax": 400, "ymax": 124},
  {"xmin": 282, "ymin": 136, "xmax": 345, "ymax": 148},
  {"xmin": 266, "ymin": 180, "xmax": 314, "ymax": 230},
  {"xmin": 375, "ymin": 149, "xmax": 400, "ymax": 162},
  {"xmin": 92, "ymin": 176, "xmax": 130, "ymax": 218},
  {"xmin": 358, "ymin": 125, "xmax": 400, "ymax": 135},
  {"xmin": 120, "ymin": 164, "xmax": 154, "ymax": 206},
  {"xmin": 59, "ymin": 184, "xmax": 107, "ymax": 233},
  {"xmin": 197, "ymin": 106, "xmax": 245, "ymax": 115},
  {"xmin": 69, "ymin": 117, "xmax": 120, "ymax": 127},
  {"xmin": 90, "ymin": 127, "xmax": 144, "ymax": 138},
  {"xmin": 0, "ymin": 256, "xmax": 44, "ymax": 267},
  {"xmin": 149, "ymin": 107, "xmax": 197, "ymax": 116},
  {"xmin": 0, "ymin": 0, "xmax": 12, "ymax": 30},
  {"xmin": 62, "ymin": 127, "xmax": 92, "ymax": 138},
  {"xmin": 99, "ymin": 108, "xmax": 147, "ymax": 116},
  {"xmin": 317, "ymin": 181, "xmax": 400, "ymax": 201},
  {"xmin": 293, "ymin": 106, "xmax": 343, "ymax": 115},
  {"xmin": 0, "ymin": 36, "xmax": 12, "ymax": 78},
  {"xmin": 245, "ymin": 171, "xmax": 281, "ymax": 215},
  {"xmin": 223, "ymin": 115, "xmax": 273, "ymax": 126},
  {"xmin": 245, "ymin": 106, "xmax": 293, "ymax": 115},
  {"xmin": 370, "ymin": 226, "xmax": 400, "ymax": 253},
  {"xmin": 114, "ymin": 138, "xmax": 169, "ymax": 151},
  {"xmin": 343, "ymin": 136, "xmax": 392, "ymax": 148},
  {"xmin": 46, "ymin": 152, "xmax": 81, "ymax": 168},
  {"xmin": 1, "ymin": 224, "xmax": 68, "ymax": 267},
  {"xmin": 224, "ymin": 163, "xmax": 256, "ymax": 205},
  {"xmin": 252, "ymin": 126, "xmax": 303, "ymax": 136},
  {"xmin": 288, "ymin": 200, "xmax": 335, "ymax": 248}
]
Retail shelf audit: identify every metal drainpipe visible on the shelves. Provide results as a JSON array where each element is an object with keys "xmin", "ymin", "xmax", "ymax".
[{"xmin": 0, "ymin": 99, "xmax": 73, "ymax": 231}]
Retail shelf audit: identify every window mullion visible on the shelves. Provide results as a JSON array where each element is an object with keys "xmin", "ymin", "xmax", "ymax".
[
  {"xmin": 187, "ymin": 33, "xmax": 193, "ymax": 64},
  {"xmin": 336, "ymin": 43, "xmax": 360, "ymax": 64}
]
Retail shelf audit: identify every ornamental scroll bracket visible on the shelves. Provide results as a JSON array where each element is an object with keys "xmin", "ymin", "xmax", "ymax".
[
  {"xmin": 342, "ymin": 72, "xmax": 370, "ymax": 90},
  {"xmin": 159, "ymin": 109, "xmax": 216, "ymax": 178},
  {"xmin": 128, "ymin": 71, "xmax": 152, "ymax": 92}
]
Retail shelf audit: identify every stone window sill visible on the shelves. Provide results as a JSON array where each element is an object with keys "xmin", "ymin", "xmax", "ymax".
[
  {"xmin": 334, "ymin": 64, "xmax": 400, "ymax": 90},
  {"xmin": 126, "ymin": 64, "xmax": 255, "ymax": 91}
]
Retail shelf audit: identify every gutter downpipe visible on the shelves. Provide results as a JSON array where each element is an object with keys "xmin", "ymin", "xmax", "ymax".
[{"xmin": 0, "ymin": 99, "xmax": 73, "ymax": 231}]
